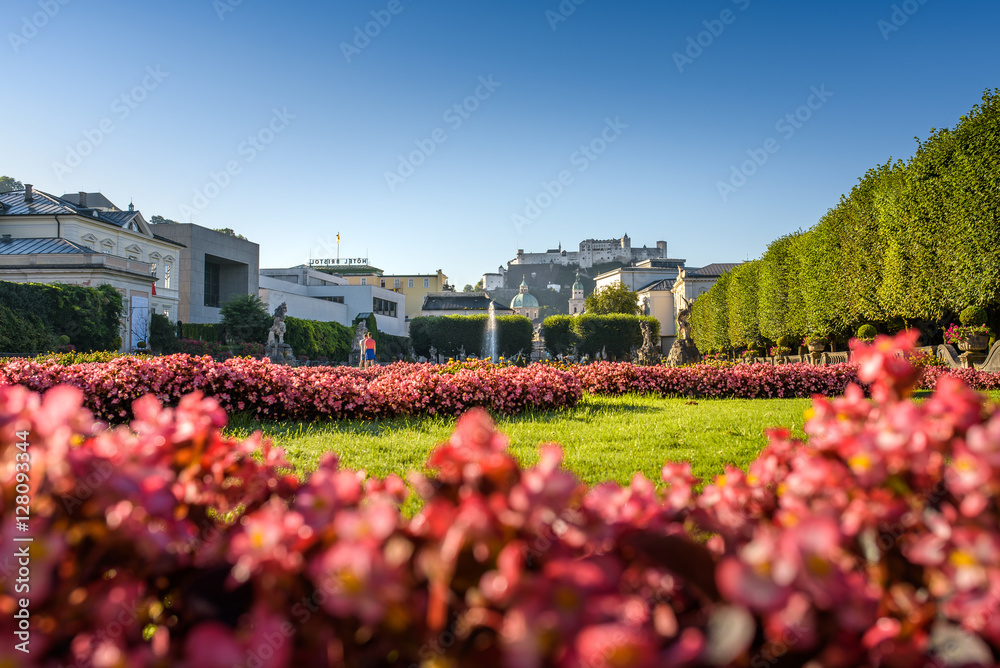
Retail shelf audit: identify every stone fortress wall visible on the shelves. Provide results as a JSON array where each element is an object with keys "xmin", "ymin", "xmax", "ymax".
[{"xmin": 510, "ymin": 235, "xmax": 668, "ymax": 269}]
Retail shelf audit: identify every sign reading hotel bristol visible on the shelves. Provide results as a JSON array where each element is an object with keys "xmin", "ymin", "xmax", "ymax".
[{"xmin": 309, "ymin": 257, "xmax": 369, "ymax": 267}]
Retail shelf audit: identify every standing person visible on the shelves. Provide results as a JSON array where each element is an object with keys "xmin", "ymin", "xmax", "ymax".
[
  {"xmin": 358, "ymin": 332, "xmax": 370, "ymax": 369},
  {"xmin": 364, "ymin": 331, "xmax": 377, "ymax": 368}
]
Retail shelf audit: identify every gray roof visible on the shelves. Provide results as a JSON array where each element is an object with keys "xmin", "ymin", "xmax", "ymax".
[
  {"xmin": 689, "ymin": 263, "xmax": 741, "ymax": 277},
  {"xmin": 637, "ymin": 278, "xmax": 674, "ymax": 293},
  {"xmin": 60, "ymin": 192, "xmax": 118, "ymax": 210},
  {"xmin": 0, "ymin": 237, "xmax": 97, "ymax": 255},
  {"xmin": 422, "ymin": 293, "xmax": 513, "ymax": 312}
]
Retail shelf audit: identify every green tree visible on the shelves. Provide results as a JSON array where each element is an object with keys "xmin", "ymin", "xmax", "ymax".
[
  {"xmin": 584, "ymin": 282, "xmax": 641, "ymax": 315},
  {"xmin": 463, "ymin": 284, "xmax": 475, "ymax": 292},
  {"xmin": 213, "ymin": 227, "xmax": 248, "ymax": 240},
  {"xmin": 0, "ymin": 176, "xmax": 22, "ymax": 193},
  {"xmin": 150, "ymin": 215, "xmax": 180, "ymax": 225},
  {"xmin": 220, "ymin": 294, "xmax": 271, "ymax": 343}
]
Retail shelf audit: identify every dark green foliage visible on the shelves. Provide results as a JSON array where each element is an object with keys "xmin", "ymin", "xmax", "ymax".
[
  {"xmin": 0, "ymin": 302, "xmax": 50, "ymax": 353},
  {"xmin": 284, "ymin": 317, "xmax": 353, "ymax": 362},
  {"xmin": 690, "ymin": 273, "xmax": 731, "ymax": 354},
  {"xmin": 571, "ymin": 314, "xmax": 660, "ymax": 360},
  {"xmin": 0, "ymin": 281, "xmax": 124, "ymax": 353},
  {"xmin": 181, "ymin": 323, "xmax": 225, "ymax": 342},
  {"xmin": 857, "ymin": 324, "xmax": 878, "ymax": 340},
  {"xmin": 0, "ymin": 176, "xmax": 22, "ymax": 193},
  {"xmin": 220, "ymin": 294, "xmax": 271, "ymax": 344},
  {"xmin": 691, "ymin": 89, "xmax": 1000, "ymax": 348},
  {"xmin": 584, "ymin": 282, "xmax": 641, "ymax": 316},
  {"xmin": 960, "ymin": 306, "xmax": 988, "ymax": 327},
  {"xmin": 408, "ymin": 315, "xmax": 533, "ymax": 358},
  {"xmin": 542, "ymin": 315, "xmax": 578, "ymax": 355},
  {"xmin": 149, "ymin": 313, "xmax": 178, "ymax": 353}
]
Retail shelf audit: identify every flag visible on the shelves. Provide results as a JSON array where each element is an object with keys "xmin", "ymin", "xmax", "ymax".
[
  {"xmin": 337, "ymin": 233, "xmax": 340, "ymax": 244},
  {"xmin": 151, "ymin": 282, "xmax": 157, "ymax": 296}
]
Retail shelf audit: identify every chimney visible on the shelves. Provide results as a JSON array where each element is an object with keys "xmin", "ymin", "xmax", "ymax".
[
  {"xmin": 1, "ymin": 234, "xmax": 11, "ymax": 244},
  {"xmin": 24, "ymin": 184, "xmax": 33, "ymax": 203},
  {"xmin": 78, "ymin": 191, "xmax": 87, "ymax": 208}
]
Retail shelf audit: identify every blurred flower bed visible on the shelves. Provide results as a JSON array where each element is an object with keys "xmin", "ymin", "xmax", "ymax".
[{"xmin": 5, "ymin": 332, "xmax": 1000, "ymax": 665}]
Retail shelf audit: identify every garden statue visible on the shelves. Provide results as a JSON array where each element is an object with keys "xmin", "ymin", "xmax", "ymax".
[
  {"xmin": 666, "ymin": 295, "xmax": 701, "ymax": 366},
  {"xmin": 267, "ymin": 303, "xmax": 288, "ymax": 346},
  {"xmin": 636, "ymin": 320, "xmax": 662, "ymax": 366},
  {"xmin": 264, "ymin": 302, "xmax": 295, "ymax": 365}
]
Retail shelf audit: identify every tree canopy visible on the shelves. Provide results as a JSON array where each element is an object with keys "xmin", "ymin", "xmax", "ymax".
[
  {"xmin": 0, "ymin": 176, "xmax": 22, "ymax": 193},
  {"xmin": 584, "ymin": 281, "xmax": 641, "ymax": 316}
]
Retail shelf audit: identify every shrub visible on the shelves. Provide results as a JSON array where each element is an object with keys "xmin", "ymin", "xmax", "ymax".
[
  {"xmin": 180, "ymin": 322, "xmax": 224, "ymax": 343},
  {"xmin": 856, "ymin": 323, "xmax": 877, "ymax": 341},
  {"xmin": 960, "ymin": 305, "xmax": 989, "ymax": 327},
  {"xmin": 572, "ymin": 314, "xmax": 660, "ymax": 360},
  {"xmin": 220, "ymin": 294, "xmax": 271, "ymax": 343},
  {"xmin": 409, "ymin": 315, "xmax": 533, "ymax": 359},
  {"xmin": 542, "ymin": 315, "xmax": 578, "ymax": 355},
  {"xmin": 0, "ymin": 280, "xmax": 124, "ymax": 352},
  {"xmin": 149, "ymin": 313, "xmax": 178, "ymax": 353},
  {"xmin": 284, "ymin": 317, "xmax": 353, "ymax": 362}
]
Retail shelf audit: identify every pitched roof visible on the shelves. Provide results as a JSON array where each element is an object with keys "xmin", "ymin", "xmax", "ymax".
[
  {"xmin": 60, "ymin": 192, "xmax": 118, "ymax": 210},
  {"xmin": 0, "ymin": 237, "xmax": 97, "ymax": 255},
  {"xmin": 688, "ymin": 263, "xmax": 741, "ymax": 277},
  {"xmin": 637, "ymin": 278, "xmax": 674, "ymax": 293}
]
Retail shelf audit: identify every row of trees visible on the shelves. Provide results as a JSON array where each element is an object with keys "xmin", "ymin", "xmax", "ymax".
[{"xmin": 692, "ymin": 89, "xmax": 1000, "ymax": 353}]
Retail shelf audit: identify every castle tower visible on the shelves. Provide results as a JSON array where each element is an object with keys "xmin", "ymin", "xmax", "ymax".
[{"xmin": 569, "ymin": 271, "xmax": 585, "ymax": 315}]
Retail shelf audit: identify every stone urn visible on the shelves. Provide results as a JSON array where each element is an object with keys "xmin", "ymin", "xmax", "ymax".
[
  {"xmin": 807, "ymin": 341, "xmax": 826, "ymax": 353},
  {"xmin": 959, "ymin": 334, "xmax": 989, "ymax": 352}
]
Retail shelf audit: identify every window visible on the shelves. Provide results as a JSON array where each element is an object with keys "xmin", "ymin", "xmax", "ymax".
[
  {"xmin": 394, "ymin": 279, "xmax": 401, "ymax": 289},
  {"xmin": 328, "ymin": 296, "xmax": 345, "ymax": 304},
  {"xmin": 423, "ymin": 278, "xmax": 429, "ymax": 288},
  {"xmin": 150, "ymin": 262, "xmax": 157, "ymax": 278},
  {"xmin": 408, "ymin": 278, "xmax": 414, "ymax": 288},
  {"xmin": 163, "ymin": 308, "xmax": 170, "ymax": 320},
  {"xmin": 380, "ymin": 279, "xmax": 386, "ymax": 288},
  {"xmin": 204, "ymin": 261, "xmax": 221, "ymax": 308},
  {"xmin": 373, "ymin": 298, "xmax": 397, "ymax": 317},
  {"xmin": 164, "ymin": 265, "xmax": 171, "ymax": 289},
  {"xmin": 361, "ymin": 278, "xmax": 367, "ymax": 286}
]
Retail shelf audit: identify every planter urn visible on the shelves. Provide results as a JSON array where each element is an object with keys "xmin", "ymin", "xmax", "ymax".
[
  {"xmin": 807, "ymin": 342, "xmax": 826, "ymax": 353},
  {"xmin": 959, "ymin": 334, "xmax": 989, "ymax": 352}
]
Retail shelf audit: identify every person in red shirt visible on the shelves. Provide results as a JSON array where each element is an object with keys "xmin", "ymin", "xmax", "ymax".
[{"xmin": 363, "ymin": 332, "xmax": 377, "ymax": 368}]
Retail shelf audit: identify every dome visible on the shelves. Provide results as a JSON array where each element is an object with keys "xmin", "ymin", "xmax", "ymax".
[
  {"xmin": 510, "ymin": 292, "xmax": 539, "ymax": 309},
  {"xmin": 572, "ymin": 278, "xmax": 584, "ymax": 291}
]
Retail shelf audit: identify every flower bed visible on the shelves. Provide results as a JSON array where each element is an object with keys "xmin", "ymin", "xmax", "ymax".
[
  {"xmin": 4, "ymin": 331, "xmax": 1000, "ymax": 666},
  {"xmin": 0, "ymin": 356, "xmax": 582, "ymax": 422},
  {"xmin": 569, "ymin": 360, "xmax": 862, "ymax": 399}
]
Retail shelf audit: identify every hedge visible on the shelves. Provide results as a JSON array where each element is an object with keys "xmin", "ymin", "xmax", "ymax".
[
  {"xmin": 0, "ymin": 280, "xmax": 124, "ymax": 353},
  {"xmin": 180, "ymin": 322, "xmax": 224, "ymax": 343},
  {"xmin": 692, "ymin": 88, "xmax": 1000, "ymax": 351},
  {"xmin": 542, "ymin": 313, "xmax": 661, "ymax": 360},
  {"xmin": 285, "ymin": 316, "xmax": 353, "ymax": 361},
  {"xmin": 410, "ymin": 315, "xmax": 533, "ymax": 359}
]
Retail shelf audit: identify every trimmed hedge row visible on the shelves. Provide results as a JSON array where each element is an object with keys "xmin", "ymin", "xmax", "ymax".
[
  {"xmin": 542, "ymin": 313, "xmax": 661, "ymax": 360},
  {"xmin": 0, "ymin": 280, "xmax": 124, "ymax": 353},
  {"xmin": 410, "ymin": 315, "xmax": 534, "ymax": 359},
  {"xmin": 692, "ymin": 88, "xmax": 1000, "ymax": 352}
]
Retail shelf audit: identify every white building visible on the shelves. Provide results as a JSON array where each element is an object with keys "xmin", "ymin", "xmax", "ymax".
[
  {"xmin": 259, "ymin": 266, "xmax": 407, "ymax": 337},
  {"xmin": 568, "ymin": 272, "xmax": 585, "ymax": 315},
  {"xmin": 0, "ymin": 186, "xmax": 181, "ymax": 351}
]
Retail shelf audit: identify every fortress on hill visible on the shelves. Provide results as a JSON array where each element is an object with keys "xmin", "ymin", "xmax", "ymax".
[{"xmin": 510, "ymin": 234, "xmax": 668, "ymax": 269}]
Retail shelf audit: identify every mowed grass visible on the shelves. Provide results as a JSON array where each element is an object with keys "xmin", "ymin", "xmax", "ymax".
[{"xmin": 226, "ymin": 393, "xmax": 813, "ymax": 488}]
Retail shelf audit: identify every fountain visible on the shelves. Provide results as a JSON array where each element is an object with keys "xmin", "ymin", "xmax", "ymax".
[{"xmin": 484, "ymin": 301, "xmax": 498, "ymax": 362}]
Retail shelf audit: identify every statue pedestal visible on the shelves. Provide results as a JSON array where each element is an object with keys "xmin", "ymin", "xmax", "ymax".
[
  {"xmin": 960, "ymin": 351, "xmax": 986, "ymax": 369},
  {"xmin": 265, "ymin": 342, "xmax": 295, "ymax": 365},
  {"xmin": 665, "ymin": 338, "xmax": 699, "ymax": 367}
]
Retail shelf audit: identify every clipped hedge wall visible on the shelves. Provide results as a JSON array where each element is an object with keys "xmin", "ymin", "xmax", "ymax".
[
  {"xmin": 180, "ymin": 323, "xmax": 224, "ymax": 343},
  {"xmin": 284, "ymin": 316, "xmax": 353, "ymax": 362},
  {"xmin": 542, "ymin": 313, "xmax": 661, "ymax": 360},
  {"xmin": 0, "ymin": 281, "xmax": 124, "ymax": 353},
  {"xmin": 409, "ymin": 315, "xmax": 533, "ymax": 359},
  {"xmin": 541, "ymin": 315, "xmax": 576, "ymax": 355}
]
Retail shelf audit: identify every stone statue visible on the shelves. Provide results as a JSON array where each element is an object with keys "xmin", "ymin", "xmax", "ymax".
[
  {"xmin": 636, "ymin": 320, "xmax": 662, "ymax": 366},
  {"xmin": 267, "ymin": 303, "xmax": 288, "ymax": 345},
  {"xmin": 264, "ymin": 302, "xmax": 295, "ymax": 365},
  {"xmin": 349, "ymin": 322, "xmax": 367, "ymax": 367},
  {"xmin": 666, "ymin": 295, "xmax": 700, "ymax": 366},
  {"xmin": 676, "ymin": 295, "xmax": 693, "ymax": 342}
]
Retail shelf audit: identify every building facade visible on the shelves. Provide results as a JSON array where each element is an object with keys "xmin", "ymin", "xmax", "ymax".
[
  {"xmin": 149, "ymin": 223, "xmax": 259, "ymax": 325},
  {"xmin": 568, "ymin": 272, "xmax": 585, "ymax": 315},
  {"xmin": 509, "ymin": 278, "xmax": 540, "ymax": 321},
  {"xmin": 0, "ymin": 186, "xmax": 181, "ymax": 351}
]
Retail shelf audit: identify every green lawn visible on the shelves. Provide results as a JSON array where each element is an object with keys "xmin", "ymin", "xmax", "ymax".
[{"xmin": 226, "ymin": 394, "xmax": 813, "ymax": 487}]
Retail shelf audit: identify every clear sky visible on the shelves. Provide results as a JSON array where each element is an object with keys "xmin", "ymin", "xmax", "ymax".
[{"xmin": 2, "ymin": 0, "xmax": 998, "ymax": 287}]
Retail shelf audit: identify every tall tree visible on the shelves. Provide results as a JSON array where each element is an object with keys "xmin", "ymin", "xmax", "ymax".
[
  {"xmin": 584, "ymin": 282, "xmax": 641, "ymax": 315},
  {"xmin": 0, "ymin": 176, "xmax": 23, "ymax": 193}
]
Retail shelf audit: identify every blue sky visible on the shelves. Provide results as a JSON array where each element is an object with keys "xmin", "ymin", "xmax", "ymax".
[{"xmin": 2, "ymin": 0, "xmax": 998, "ymax": 287}]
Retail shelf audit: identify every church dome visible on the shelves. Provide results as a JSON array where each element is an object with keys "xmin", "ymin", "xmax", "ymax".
[{"xmin": 510, "ymin": 292, "xmax": 539, "ymax": 309}]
